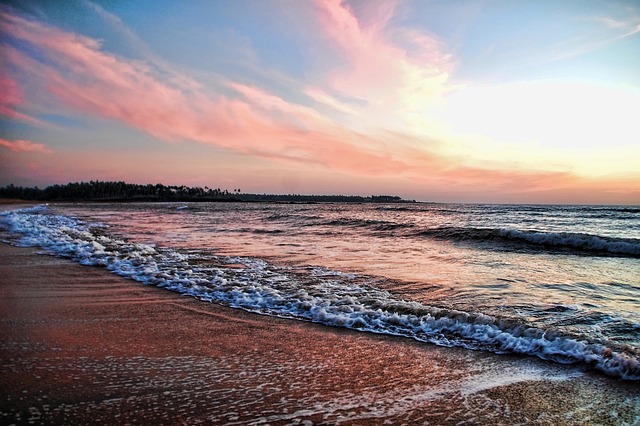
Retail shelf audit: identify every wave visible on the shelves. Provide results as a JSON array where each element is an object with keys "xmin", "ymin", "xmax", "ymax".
[
  {"xmin": 237, "ymin": 227, "xmax": 285, "ymax": 235},
  {"xmin": 311, "ymin": 211, "xmax": 639, "ymax": 257},
  {"xmin": 596, "ymin": 207, "xmax": 640, "ymax": 214},
  {"xmin": 414, "ymin": 226, "xmax": 640, "ymax": 257},
  {"xmin": 2, "ymin": 206, "xmax": 639, "ymax": 380},
  {"xmin": 375, "ymin": 206, "xmax": 414, "ymax": 212},
  {"xmin": 323, "ymin": 218, "xmax": 414, "ymax": 232}
]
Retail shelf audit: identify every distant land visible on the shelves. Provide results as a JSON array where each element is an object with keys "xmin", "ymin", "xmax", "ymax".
[{"xmin": 0, "ymin": 181, "xmax": 414, "ymax": 203}]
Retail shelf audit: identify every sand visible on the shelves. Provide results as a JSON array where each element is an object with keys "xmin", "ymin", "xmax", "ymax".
[{"xmin": 0, "ymin": 242, "xmax": 638, "ymax": 425}]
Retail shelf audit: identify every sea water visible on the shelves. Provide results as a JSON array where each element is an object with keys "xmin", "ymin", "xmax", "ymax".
[{"xmin": 1, "ymin": 202, "xmax": 639, "ymax": 380}]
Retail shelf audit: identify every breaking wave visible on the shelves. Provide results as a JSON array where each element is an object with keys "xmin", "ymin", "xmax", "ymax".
[
  {"xmin": 414, "ymin": 227, "xmax": 640, "ymax": 257},
  {"xmin": 305, "ymin": 213, "xmax": 640, "ymax": 257},
  {"xmin": 1, "ymin": 206, "xmax": 639, "ymax": 380}
]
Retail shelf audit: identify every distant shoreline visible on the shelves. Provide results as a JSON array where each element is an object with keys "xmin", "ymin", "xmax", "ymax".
[
  {"xmin": 0, "ymin": 196, "xmax": 416, "ymax": 204},
  {"xmin": 0, "ymin": 180, "xmax": 415, "ymax": 204}
]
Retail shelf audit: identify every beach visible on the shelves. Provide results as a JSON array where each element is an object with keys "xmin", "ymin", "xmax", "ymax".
[{"xmin": 0, "ymin": 242, "xmax": 638, "ymax": 425}]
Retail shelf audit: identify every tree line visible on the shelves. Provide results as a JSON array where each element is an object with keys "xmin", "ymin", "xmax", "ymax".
[
  {"xmin": 0, "ymin": 181, "xmax": 410, "ymax": 203},
  {"xmin": 0, "ymin": 181, "xmax": 237, "ymax": 201}
]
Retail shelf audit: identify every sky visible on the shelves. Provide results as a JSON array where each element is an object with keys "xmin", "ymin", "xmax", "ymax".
[{"xmin": 0, "ymin": 0, "xmax": 639, "ymax": 204}]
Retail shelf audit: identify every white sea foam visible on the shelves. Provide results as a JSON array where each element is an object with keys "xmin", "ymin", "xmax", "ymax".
[{"xmin": 2, "ymin": 206, "xmax": 639, "ymax": 380}]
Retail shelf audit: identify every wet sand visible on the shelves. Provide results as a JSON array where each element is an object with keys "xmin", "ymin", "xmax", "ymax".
[{"xmin": 0, "ymin": 242, "xmax": 638, "ymax": 425}]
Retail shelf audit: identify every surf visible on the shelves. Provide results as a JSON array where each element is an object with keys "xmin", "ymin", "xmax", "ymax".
[{"xmin": 2, "ymin": 205, "xmax": 639, "ymax": 380}]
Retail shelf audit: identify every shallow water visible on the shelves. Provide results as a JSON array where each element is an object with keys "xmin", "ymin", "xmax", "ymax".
[{"xmin": 2, "ymin": 202, "xmax": 639, "ymax": 379}]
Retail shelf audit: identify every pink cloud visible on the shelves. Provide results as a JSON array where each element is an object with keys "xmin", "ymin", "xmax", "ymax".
[
  {"xmin": 0, "ymin": 73, "xmax": 41, "ymax": 123},
  {"xmin": 0, "ymin": 138, "xmax": 53, "ymax": 154},
  {"xmin": 313, "ymin": 0, "xmax": 453, "ymax": 116},
  {"xmin": 0, "ymin": 75, "xmax": 21, "ymax": 109},
  {"xmin": 304, "ymin": 87, "xmax": 360, "ymax": 115},
  {"xmin": 0, "ymin": 9, "xmax": 429, "ymax": 177}
]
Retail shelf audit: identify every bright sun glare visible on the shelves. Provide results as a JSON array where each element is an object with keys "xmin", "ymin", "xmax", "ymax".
[
  {"xmin": 427, "ymin": 80, "xmax": 640, "ymax": 176},
  {"xmin": 439, "ymin": 81, "xmax": 639, "ymax": 149}
]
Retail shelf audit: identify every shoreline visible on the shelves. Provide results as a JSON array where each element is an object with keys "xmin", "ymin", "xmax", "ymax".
[
  {"xmin": 0, "ymin": 199, "xmax": 418, "ymax": 206},
  {"xmin": 1, "ymin": 242, "xmax": 638, "ymax": 424}
]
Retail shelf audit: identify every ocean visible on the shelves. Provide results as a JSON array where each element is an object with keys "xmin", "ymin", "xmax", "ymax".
[{"xmin": 2, "ymin": 202, "xmax": 639, "ymax": 381}]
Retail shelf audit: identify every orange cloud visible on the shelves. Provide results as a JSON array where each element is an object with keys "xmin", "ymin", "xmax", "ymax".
[{"xmin": 0, "ymin": 138, "xmax": 52, "ymax": 154}]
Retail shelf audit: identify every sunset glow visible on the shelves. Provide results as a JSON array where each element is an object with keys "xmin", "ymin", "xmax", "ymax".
[{"xmin": 1, "ymin": 0, "xmax": 639, "ymax": 203}]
